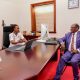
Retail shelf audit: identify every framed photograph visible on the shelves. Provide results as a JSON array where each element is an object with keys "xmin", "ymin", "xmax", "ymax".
[{"xmin": 68, "ymin": 0, "xmax": 79, "ymax": 9}]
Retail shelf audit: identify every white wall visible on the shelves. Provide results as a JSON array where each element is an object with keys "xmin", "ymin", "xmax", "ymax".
[
  {"xmin": 19, "ymin": 0, "xmax": 80, "ymax": 37},
  {"xmin": 0, "ymin": 0, "xmax": 20, "ymax": 26}
]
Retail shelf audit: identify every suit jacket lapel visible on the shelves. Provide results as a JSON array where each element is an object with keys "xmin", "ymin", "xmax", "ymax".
[
  {"xmin": 68, "ymin": 33, "xmax": 72, "ymax": 45},
  {"xmin": 76, "ymin": 31, "xmax": 79, "ymax": 47},
  {"xmin": 76, "ymin": 31, "xmax": 79, "ymax": 40}
]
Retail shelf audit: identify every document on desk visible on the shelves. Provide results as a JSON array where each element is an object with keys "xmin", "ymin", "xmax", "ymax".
[
  {"xmin": 14, "ymin": 46, "xmax": 25, "ymax": 51},
  {"xmin": 5, "ymin": 45, "xmax": 25, "ymax": 52}
]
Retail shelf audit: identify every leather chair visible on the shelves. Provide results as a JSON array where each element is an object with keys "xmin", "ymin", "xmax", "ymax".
[{"xmin": 3, "ymin": 26, "xmax": 12, "ymax": 48}]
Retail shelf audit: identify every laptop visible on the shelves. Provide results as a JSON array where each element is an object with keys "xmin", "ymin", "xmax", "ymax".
[
  {"xmin": 24, "ymin": 39, "xmax": 35, "ymax": 51},
  {"xmin": 6, "ymin": 39, "xmax": 35, "ymax": 52}
]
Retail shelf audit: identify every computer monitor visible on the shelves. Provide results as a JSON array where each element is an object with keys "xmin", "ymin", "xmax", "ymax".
[{"xmin": 41, "ymin": 24, "xmax": 49, "ymax": 40}]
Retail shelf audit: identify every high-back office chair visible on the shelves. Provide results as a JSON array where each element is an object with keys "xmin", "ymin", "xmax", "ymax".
[{"xmin": 3, "ymin": 26, "xmax": 12, "ymax": 48}]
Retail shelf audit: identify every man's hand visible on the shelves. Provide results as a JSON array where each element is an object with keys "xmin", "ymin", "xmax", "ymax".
[
  {"xmin": 18, "ymin": 39, "xmax": 23, "ymax": 43},
  {"xmin": 71, "ymin": 49, "xmax": 78, "ymax": 54},
  {"xmin": 60, "ymin": 43, "xmax": 65, "ymax": 51},
  {"xmin": 18, "ymin": 39, "xmax": 27, "ymax": 43}
]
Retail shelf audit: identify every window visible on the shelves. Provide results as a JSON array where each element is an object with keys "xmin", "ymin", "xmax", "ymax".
[{"xmin": 31, "ymin": 1, "xmax": 56, "ymax": 33}]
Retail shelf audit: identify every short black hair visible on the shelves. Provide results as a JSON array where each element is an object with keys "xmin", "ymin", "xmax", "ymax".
[
  {"xmin": 75, "ymin": 24, "xmax": 79, "ymax": 29},
  {"xmin": 11, "ymin": 24, "xmax": 18, "ymax": 32}
]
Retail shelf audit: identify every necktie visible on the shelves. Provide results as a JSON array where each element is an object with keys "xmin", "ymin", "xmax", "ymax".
[{"xmin": 71, "ymin": 33, "xmax": 75, "ymax": 51}]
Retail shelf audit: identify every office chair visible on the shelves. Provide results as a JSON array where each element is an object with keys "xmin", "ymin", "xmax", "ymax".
[{"xmin": 3, "ymin": 26, "xmax": 12, "ymax": 48}]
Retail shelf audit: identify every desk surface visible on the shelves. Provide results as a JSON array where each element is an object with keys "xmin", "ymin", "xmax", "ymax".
[{"xmin": 0, "ymin": 42, "xmax": 59, "ymax": 80}]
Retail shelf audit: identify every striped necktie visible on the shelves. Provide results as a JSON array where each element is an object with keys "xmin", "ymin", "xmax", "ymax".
[{"xmin": 71, "ymin": 33, "xmax": 75, "ymax": 51}]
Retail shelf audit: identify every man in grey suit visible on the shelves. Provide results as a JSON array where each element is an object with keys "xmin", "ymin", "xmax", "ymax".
[{"xmin": 54, "ymin": 23, "xmax": 80, "ymax": 80}]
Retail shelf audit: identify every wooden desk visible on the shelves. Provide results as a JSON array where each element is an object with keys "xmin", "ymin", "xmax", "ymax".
[
  {"xmin": 0, "ymin": 42, "xmax": 59, "ymax": 80},
  {"xmin": 23, "ymin": 35, "xmax": 39, "ymax": 40}
]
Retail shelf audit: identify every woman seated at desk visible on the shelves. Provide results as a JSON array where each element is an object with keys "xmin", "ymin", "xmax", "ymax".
[{"xmin": 9, "ymin": 24, "xmax": 27, "ymax": 47}]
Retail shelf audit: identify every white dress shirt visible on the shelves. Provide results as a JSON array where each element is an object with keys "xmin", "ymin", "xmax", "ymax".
[
  {"xmin": 9, "ymin": 32, "xmax": 25, "ymax": 47},
  {"xmin": 68, "ymin": 32, "xmax": 80, "ymax": 53}
]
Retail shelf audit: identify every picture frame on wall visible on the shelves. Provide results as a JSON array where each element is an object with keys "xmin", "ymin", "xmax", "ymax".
[{"xmin": 68, "ymin": 0, "xmax": 79, "ymax": 9}]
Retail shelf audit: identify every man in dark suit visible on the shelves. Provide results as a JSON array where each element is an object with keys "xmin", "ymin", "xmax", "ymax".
[{"xmin": 54, "ymin": 23, "xmax": 80, "ymax": 80}]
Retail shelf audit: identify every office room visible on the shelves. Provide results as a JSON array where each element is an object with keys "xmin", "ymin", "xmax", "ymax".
[{"xmin": 0, "ymin": 0, "xmax": 80, "ymax": 80}]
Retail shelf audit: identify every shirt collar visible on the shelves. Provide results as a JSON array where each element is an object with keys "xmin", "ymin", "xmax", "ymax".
[
  {"xmin": 74, "ymin": 31, "xmax": 78, "ymax": 35},
  {"xmin": 72, "ymin": 31, "xmax": 78, "ymax": 35},
  {"xmin": 13, "ymin": 32, "xmax": 19, "ymax": 36}
]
